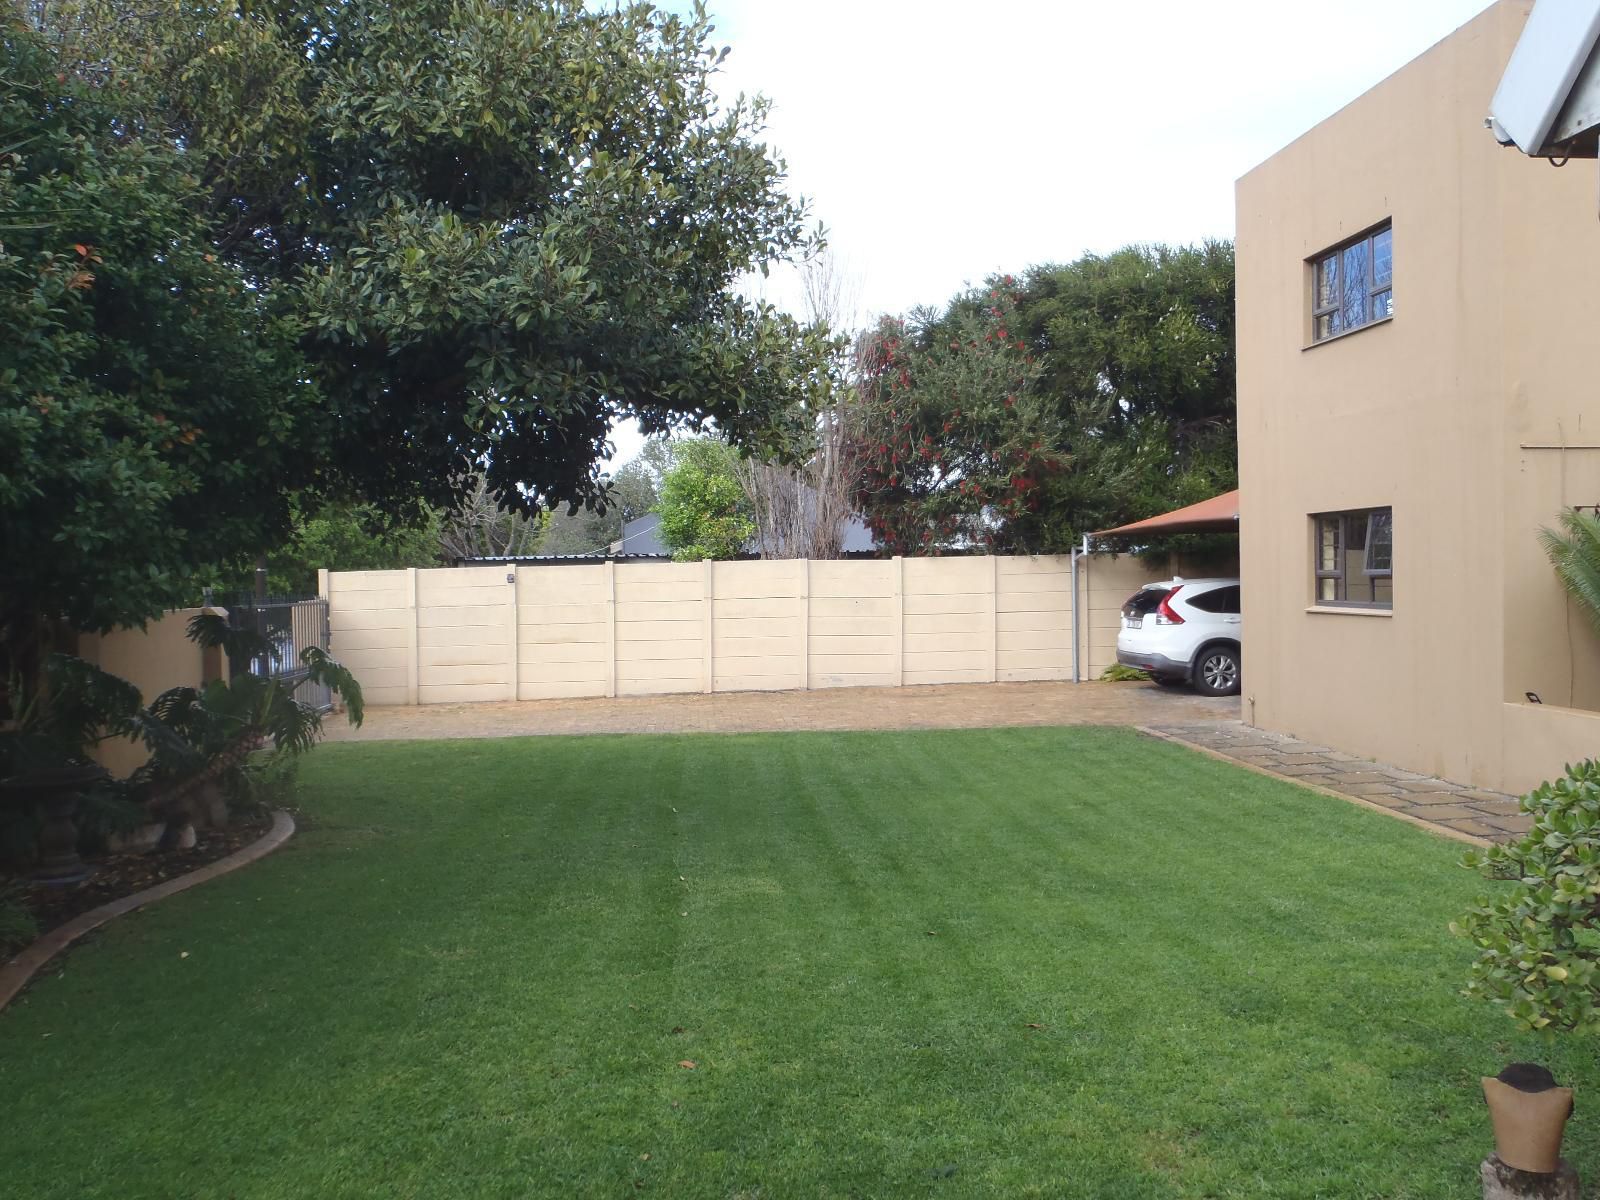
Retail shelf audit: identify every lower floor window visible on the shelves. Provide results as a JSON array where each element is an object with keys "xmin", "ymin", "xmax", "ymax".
[{"xmin": 1313, "ymin": 507, "xmax": 1392, "ymax": 607}]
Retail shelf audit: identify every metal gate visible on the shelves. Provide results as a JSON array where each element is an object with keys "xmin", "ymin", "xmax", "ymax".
[{"xmin": 227, "ymin": 598, "xmax": 333, "ymax": 712}]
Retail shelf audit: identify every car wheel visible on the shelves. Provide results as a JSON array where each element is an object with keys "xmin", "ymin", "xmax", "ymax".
[{"xmin": 1194, "ymin": 645, "xmax": 1242, "ymax": 697}]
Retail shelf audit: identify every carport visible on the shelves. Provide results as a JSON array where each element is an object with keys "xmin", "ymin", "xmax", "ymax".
[
  {"xmin": 1071, "ymin": 490, "xmax": 1241, "ymax": 681},
  {"xmin": 1091, "ymin": 489, "xmax": 1240, "ymax": 540}
]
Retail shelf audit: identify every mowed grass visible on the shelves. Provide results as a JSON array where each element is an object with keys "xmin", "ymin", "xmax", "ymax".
[{"xmin": 0, "ymin": 727, "xmax": 1590, "ymax": 1199}]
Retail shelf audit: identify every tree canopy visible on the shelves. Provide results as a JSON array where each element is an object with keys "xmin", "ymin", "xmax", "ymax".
[
  {"xmin": 655, "ymin": 438, "xmax": 752, "ymax": 561},
  {"xmin": 853, "ymin": 287, "xmax": 1063, "ymax": 554},
  {"xmin": 849, "ymin": 244, "xmax": 1236, "ymax": 553},
  {"xmin": 40, "ymin": 0, "xmax": 832, "ymax": 522},
  {"xmin": 0, "ymin": 20, "xmax": 311, "ymax": 663},
  {"xmin": 1017, "ymin": 242, "xmax": 1236, "ymax": 536}
]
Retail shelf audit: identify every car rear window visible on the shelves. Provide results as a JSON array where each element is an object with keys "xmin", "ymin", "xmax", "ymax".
[
  {"xmin": 1121, "ymin": 587, "xmax": 1170, "ymax": 619},
  {"xmin": 1186, "ymin": 585, "xmax": 1241, "ymax": 614}
]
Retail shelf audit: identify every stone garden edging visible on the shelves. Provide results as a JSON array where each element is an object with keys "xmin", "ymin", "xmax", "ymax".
[{"xmin": 0, "ymin": 809, "xmax": 295, "ymax": 1012}]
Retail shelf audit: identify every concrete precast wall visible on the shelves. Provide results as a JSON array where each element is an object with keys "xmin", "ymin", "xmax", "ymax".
[{"xmin": 324, "ymin": 555, "xmax": 1170, "ymax": 706}]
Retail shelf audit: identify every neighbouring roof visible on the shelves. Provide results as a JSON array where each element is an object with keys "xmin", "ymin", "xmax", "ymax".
[
  {"xmin": 1093, "ymin": 489, "xmax": 1240, "ymax": 538},
  {"xmin": 610, "ymin": 513, "xmax": 670, "ymax": 557},
  {"xmin": 453, "ymin": 553, "xmax": 669, "ymax": 565}
]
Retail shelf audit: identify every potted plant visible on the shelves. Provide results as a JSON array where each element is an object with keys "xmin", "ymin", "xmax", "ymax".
[{"xmin": 1454, "ymin": 759, "xmax": 1600, "ymax": 1183}]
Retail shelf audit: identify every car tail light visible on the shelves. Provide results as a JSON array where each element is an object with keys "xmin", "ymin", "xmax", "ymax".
[{"xmin": 1154, "ymin": 587, "xmax": 1185, "ymax": 625}]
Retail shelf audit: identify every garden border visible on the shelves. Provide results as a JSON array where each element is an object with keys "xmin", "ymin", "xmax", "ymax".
[{"xmin": 0, "ymin": 809, "xmax": 295, "ymax": 1013}]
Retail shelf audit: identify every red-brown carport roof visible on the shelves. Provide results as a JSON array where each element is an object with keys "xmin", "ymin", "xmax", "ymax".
[{"xmin": 1093, "ymin": 489, "xmax": 1239, "ymax": 538}]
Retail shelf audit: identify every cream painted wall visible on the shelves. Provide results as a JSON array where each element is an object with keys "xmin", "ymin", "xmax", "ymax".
[
  {"xmin": 326, "ymin": 554, "xmax": 1173, "ymax": 706},
  {"xmin": 78, "ymin": 608, "xmax": 209, "ymax": 777},
  {"xmin": 1237, "ymin": 0, "xmax": 1600, "ymax": 792}
]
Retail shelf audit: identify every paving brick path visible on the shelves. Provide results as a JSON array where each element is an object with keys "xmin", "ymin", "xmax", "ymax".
[{"xmin": 1144, "ymin": 721, "xmax": 1528, "ymax": 843}]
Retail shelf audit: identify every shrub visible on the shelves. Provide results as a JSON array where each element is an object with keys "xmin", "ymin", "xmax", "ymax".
[{"xmin": 1454, "ymin": 759, "xmax": 1600, "ymax": 1033}]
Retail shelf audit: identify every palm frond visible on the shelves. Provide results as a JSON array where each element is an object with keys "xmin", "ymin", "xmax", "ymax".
[
  {"xmin": 184, "ymin": 613, "xmax": 276, "ymax": 672},
  {"xmin": 1540, "ymin": 508, "xmax": 1600, "ymax": 638},
  {"xmin": 302, "ymin": 646, "xmax": 365, "ymax": 726}
]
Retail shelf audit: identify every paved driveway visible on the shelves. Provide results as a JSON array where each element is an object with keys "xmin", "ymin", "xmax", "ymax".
[{"xmin": 324, "ymin": 680, "xmax": 1238, "ymax": 742}]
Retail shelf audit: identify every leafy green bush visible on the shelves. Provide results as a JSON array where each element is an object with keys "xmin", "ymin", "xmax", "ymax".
[
  {"xmin": 1455, "ymin": 759, "xmax": 1600, "ymax": 1033},
  {"xmin": 655, "ymin": 439, "xmax": 754, "ymax": 561},
  {"xmin": 1099, "ymin": 664, "xmax": 1150, "ymax": 683},
  {"xmin": 226, "ymin": 750, "xmax": 300, "ymax": 817}
]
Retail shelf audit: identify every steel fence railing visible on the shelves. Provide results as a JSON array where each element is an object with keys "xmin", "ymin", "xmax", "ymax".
[{"xmin": 226, "ymin": 598, "xmax": 333, "ymax": 713}]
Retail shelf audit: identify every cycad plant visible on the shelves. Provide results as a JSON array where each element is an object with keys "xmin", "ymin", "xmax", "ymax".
[{"xmin": 1539, "ymin": 508, "xmax": 1600, "ymax": 635}]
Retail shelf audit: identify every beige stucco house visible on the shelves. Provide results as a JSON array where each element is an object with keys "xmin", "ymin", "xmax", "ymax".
[{"xmin": 1237, "ymin": 0, "xmax": 1600, "ymax": 795}]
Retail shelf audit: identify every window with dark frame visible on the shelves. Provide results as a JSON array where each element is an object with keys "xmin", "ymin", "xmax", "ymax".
[
  {"xmin": 1313, "ymin": 507, "xmax": 1392, "ymax": 608},
  {"xmin": 1311, "ymin": 224, "xmax": 1392, "ymax": 342}
]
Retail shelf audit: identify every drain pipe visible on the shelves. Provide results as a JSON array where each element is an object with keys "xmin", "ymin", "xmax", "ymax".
[{"xmin": 1071, "ymin": 533, "xmax": 1090, "ymax": 683}]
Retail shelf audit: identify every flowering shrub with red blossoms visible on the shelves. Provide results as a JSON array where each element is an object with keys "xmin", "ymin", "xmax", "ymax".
[{"xmin": 850, "ymin": 283, "xmax": 1066, "ymax": 555}]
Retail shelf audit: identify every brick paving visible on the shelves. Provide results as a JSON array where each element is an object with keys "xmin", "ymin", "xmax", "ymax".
[{"xmin": 1142, "ymin": 721, "xmax": 1528, "ymax": 844}]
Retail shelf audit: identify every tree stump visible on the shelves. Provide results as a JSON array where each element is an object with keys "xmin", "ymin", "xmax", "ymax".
[{"xmin": 1481, "ymin": 1155, "xmax": 1579, "ymax": 1200}]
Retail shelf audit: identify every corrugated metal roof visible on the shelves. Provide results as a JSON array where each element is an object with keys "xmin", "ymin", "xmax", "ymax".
[{"xmin": 452, "ymin": 553, "xmax": 671, "ymax": 565}]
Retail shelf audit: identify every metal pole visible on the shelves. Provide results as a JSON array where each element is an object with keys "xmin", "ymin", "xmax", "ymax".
[
  {"xmin": 253, "ymin": 554, "xmax": 270, "ymax": 678},
  {"xmin": 1072, "ymin": 533, "xmax": 1093, "ymax": 683}
]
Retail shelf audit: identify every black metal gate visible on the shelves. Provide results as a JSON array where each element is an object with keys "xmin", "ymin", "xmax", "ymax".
[{"xmin": 226, "ymin": 598, "xmax": 333, "ymax": 712}]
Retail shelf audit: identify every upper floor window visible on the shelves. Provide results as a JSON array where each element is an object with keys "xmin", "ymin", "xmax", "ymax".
[
  {"xmin": 1313, "ymin": 507, "xmax": 1392, "ymax": 608},
  {"xmin": 1311, "ymin": 224, "xmax": 1392, "ymax": 342}
]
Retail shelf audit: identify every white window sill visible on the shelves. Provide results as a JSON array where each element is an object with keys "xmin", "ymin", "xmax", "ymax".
[
  {"xmin": 1303, "ymin": 313, "xmax": 1393, "ymax": 350},
  {"xmin": 1305, "ymin": 605, "xmax": 1392, "ymax": 617}
]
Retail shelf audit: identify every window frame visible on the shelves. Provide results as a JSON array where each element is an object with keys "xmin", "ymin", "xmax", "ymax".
[
  {"xmin": 1311, "ymin": 507, "xmax": 1393, "ymax": 609},
  {"xmin": 1363, "ymin": 509, "xmax": 1393, "ymax": 578},
  {"xmin": 1310, "ymin": 223, "xmax": 1393, "ymax": 344}
]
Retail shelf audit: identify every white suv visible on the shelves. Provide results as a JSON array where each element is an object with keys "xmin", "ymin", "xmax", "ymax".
[{"xmin": 1115, "ymin": 578, "xmax": 1242, "ymax": 696}]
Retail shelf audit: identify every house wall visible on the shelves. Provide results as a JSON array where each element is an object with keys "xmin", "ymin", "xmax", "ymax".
[
  {"xmin": 325, "ymin": 554, "xmax": 1169, "ymax": 706},
  {"xmin": 1236, "ymin": 0, "xmax": 1600, "ymax": 794},
  {"xmin": 77, "ymin": 608, "xmax": 210, "ymax": 776}
]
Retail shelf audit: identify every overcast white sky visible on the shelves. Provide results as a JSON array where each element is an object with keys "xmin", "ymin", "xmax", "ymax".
[{"xmin": 608, "ymin": 0, "xmax": 1495, "ymax": 463}]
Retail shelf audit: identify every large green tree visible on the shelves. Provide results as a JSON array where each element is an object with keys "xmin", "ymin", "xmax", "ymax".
[
  {"xmin": 655, "ymin": 438, "xmax": 752, "ymax": 561},
  {"xmin": 850, "ymin": 245, "xmax": 1235, "ymax": 553},
  {"xmin": 204, "ymin": 502, "xmax": 447, "ymax": 597},
  {"xmin": 540, "ymin": 439, "xmax": 672, "ymax": 555},
  {"xmin": 0, "ymin": 21, "xmax": 313, "ymax": 670},
  {"xmin": 853, "ymin": 287, "xmax": 1065, "ymax": 554},
  {"xmin": 1017, "ymin": 241, "xmax": 1236, "ymax": 537},
  {"xmin": 41, "ymin": 0, "xmax": 833, "ymax": 521}
]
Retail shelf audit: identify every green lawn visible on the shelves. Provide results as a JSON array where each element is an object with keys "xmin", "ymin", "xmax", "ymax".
[{"xmin": 0, "ymin": 727, "xmax": 1588, "ymax": 1198}]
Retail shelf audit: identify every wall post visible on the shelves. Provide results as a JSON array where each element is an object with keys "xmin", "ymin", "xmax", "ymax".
[
  {"xmin": 799, "ymin": 558, "xmax": 810, "ymax": 691},
  {"xmin": 604, "ymin": 559, "xmax": 617, "ymax": 698},
  {"xmin": 987, "ymin": 555, "xmax": 1000, "ymax": 683},
  {"xmin": 405, "ymin": 567, "xmax": 420, "ymax": 706},
  {"xmin": 506, "ymin": 564, "xmax": 519, "ymax": 702},
  {"xmin": 892, "ymin": 555, "xmax": 905, "ymax": 688},
  {"xmin": 702, "ymin": 558, "xmax": 715, "ymax": 694}
]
